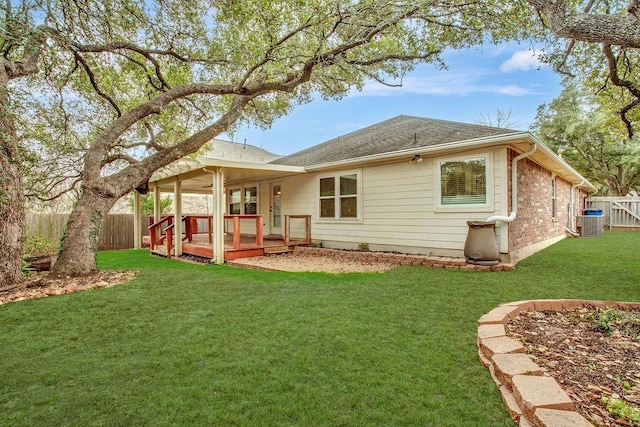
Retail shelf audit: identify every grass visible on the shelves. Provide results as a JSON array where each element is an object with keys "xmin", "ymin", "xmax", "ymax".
[{"xmin": 1, "ymin": 231, "xmax": 639, "ymax": 426}]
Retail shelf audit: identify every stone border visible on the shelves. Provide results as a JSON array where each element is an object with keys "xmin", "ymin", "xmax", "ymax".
[
  {"xmin": 478, "ymin": 299, "xmax": 640, "ymax": 427},
  {"xmin": 294, "ymin": 246, "xmax": 514, "ymax": 271}
]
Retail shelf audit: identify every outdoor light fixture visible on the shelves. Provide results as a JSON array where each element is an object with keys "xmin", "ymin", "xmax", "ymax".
[{"xmin": 410, "ymin": 154, "xmax": 423, "ymax": 163}]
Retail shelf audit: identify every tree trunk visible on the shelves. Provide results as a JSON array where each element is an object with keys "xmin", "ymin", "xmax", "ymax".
[
  {"xmin": 0, "ymin": 75, "xmax": 25, "ymax": 289},
  {"xmin": 50, "ymin": 190, "xmax": 115, "ymax": 277}
]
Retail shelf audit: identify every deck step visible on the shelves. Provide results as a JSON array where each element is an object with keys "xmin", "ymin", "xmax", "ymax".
[
  {"xmin": 151, "ymin": 246, "xmax": 169, "ymax": 256},
  {"xmin": 264, "ymin": 246, "xmax": 293, "ymax": 255}
]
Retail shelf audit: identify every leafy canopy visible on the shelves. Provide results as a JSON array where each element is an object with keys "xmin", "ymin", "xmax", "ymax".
[{"xmin": 532, "ymin": 81, "xmax": 640, "ymax": 195}]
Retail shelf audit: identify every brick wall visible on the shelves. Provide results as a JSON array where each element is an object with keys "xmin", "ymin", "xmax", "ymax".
[{"xmin": 507, "ymin": 150, "xmax": 583, "ymax": 253}]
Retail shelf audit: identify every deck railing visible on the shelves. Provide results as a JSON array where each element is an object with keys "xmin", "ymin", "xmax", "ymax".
[
  {"xmin": 284, "ymin": 215, "xmax": 312, "ymax": 245},
  {"xmin": 147, "ymin": 216, "xmax": 174, "ymax": 251},
  {"xmin": 148, "ymin": 214, "xmax": 312, "ymax": 257},
  {"xmin": 224, "ymin": 215, "xmax": 263, "ymax": 249},
  {"xmin": 184, "ymin": 215, "xmax": 213, "ymax": 244}
]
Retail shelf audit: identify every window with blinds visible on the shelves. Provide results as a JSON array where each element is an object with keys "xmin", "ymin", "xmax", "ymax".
[{"xmin": 439, "ymin": 156, "xmax": 488, "ymax": 206}]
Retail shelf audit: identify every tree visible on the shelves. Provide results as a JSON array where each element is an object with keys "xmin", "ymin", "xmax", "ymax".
[
  {"xmin": 1, "ymin": 0, "xmax": 536, "ymax": 280},
  {"xmin": 527, "ymin": 0, "xmax": 640, "ymax": 137},
  {"xmin": 0, "ymin": 2, "xmax": 50, "ymax": 289},
  {"xmin": 127, "ymin": 194, "xmax": 172, "ymax": 215},
  {"xmin": 475, "ymin": 108, "xmax": 521, "ymax": 129},
  {"xmin": 532, "ymin": 81, "xmax": 640, "ymax": 195}
]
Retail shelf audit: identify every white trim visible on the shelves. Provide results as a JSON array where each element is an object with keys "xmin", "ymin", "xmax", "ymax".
[
  {"xmin": 304, "ymin": 132, "xmax": 527, "ymax": 170},
  {"xmin": 151, "ymin": 158, "xmax": 306, "ymax": 182},
  {"xmin": 316, "ymin": 169, "xmax": 363, "ymax": 223},
  {"xmin": 302, "ymin": 132, "xmax": 596, "ymax": 192},
  {"xmin": 227, "ymin": 183, "xmax": 259, "ymax": 215}
]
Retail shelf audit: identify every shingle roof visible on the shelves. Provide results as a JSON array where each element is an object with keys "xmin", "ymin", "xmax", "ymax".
[{"xmin": 270, "ymin": 115, "xmax": 519, "ymax": 167}]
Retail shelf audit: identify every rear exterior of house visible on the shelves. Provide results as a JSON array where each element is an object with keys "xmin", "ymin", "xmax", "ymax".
[
  {"xmin": 148, "ymin": 115, "xmax": 595, "ymax": 264},
  {"xmin": 251, "ymin": 146, "xmax": 588, "ymax": 264},
  {"xmin": 260, "ymin": 116, "xmax": 593, "ymax": 264}
]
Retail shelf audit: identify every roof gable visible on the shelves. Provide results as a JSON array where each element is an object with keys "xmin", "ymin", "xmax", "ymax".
[
  {"xmin": 270, "ymin": 115, "xmax": 518, "ymax": 167},
  {"xmin": 204, "ymin": 138, "xmax": 281, "ymax": 163}
]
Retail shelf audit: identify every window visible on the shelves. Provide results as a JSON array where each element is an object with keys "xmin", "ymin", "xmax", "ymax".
[
  {"xmin": 228, "ymin": 185, "xmax": 258, "ymax": 215},
  {"xmin": 551, "ymin": 177, "xmax": 557, "ymax": 218},
  {"xmin": 244, "ymin": 186, "xmax": 257, "ymax": 214},
  {"xmin": 228, "ymin": 188, "xmax": 241, "ymax": 214},
  {"xmin": 319, "ymin": 172, "xmax": 360, "ymax": 219},
  {"xmin": 438, "ymin": 155, "xmax": 489, "ymax": 207}
]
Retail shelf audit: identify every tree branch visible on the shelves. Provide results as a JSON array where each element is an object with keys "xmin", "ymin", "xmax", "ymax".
[
  {"xmin": 74, "ymin": 52, "xmax": 122, "ymax": 116},
  {"xmin": 102, "ymin": 94, "xmax": 251, "ymax": 194},
  {"xmin": 71, "ymin": 41, "xmax": 226, "ymax": 65},
  {"xmin": 603, "ymin": 44, "xmax": 640, "ymax": 138},
  {"xmin": 527, "ymin": 0, "xmax": 640, "ymax": 48}
]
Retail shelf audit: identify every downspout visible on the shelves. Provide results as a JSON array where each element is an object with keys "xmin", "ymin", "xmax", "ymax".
[
  {"xmin": 485, "ymin": 142, "xmax": 538, "ymax": 223},
  {"xmin": 565, "ymin": 180, "xmax": 585, "ymax": 237}
]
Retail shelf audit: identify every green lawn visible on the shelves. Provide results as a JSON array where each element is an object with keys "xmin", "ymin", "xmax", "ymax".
[{"xmin": 1, "ymin": 232, "xmax": 639, "ymax": 426}]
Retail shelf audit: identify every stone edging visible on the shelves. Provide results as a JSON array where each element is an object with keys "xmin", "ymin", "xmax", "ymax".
[
  {"xmin": 295, "ymin": 246, "xmax": 514, "ymax": 271},
  {"xmin": 478, "ymin": 299, "xmax": 640, "ymax": 427}
]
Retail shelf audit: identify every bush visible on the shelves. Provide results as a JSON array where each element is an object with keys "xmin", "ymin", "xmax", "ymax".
[{"xmin": 23, "ymin": 234, "xmax": 57, "ymax": 257}]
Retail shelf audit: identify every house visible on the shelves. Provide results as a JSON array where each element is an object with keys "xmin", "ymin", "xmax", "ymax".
[{"xmin": 143, "ymin": 115, "xmax": 596, "ymax": 265}]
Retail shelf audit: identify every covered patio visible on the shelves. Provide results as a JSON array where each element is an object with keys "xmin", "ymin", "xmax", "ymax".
[{"xmin": 133, "ymin": 157, "xmax": 309, "ymax": 263}]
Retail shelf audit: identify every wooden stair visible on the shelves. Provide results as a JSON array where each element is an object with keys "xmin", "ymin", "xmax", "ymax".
[{"xmin": 263, "ymin": 245, "xmax": 293, "ymax": 255}]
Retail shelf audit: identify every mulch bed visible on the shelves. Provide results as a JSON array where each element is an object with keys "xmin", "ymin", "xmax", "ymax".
[
  {"xmin": 0, "ymin": 270, "xmax": 137, "ymax": 305},
  {"xmin": 507, "ymin": 308, "xmax": 640, "ymax": 426}
]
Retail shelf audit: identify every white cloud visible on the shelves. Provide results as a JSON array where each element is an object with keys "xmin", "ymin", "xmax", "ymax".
[
  {"xmin": 500, "ymin": 50, "xmax": 546, "ymax": 72},
  {"xmin": 496, "ymin": 85, "xmax": 533, "ymax": 96},
  {"xmin": 350, "ymin": 74, "xmax": 534, "ymax": 98}
]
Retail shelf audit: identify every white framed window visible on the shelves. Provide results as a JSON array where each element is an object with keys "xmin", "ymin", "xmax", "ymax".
[
  {"xmin": 436, "ymin": 154, "xmax": 491, "ymax": 209},
  {"xmin": 318, "ymin": 170, "xmax": 361, "ymax": 220},
  {"xmin": 228, "ymin": 188, "xmax": 241, "ymax": 214},
  {"xmin": 244, "ymin": 186, "xmax": 258, "ymax": 214},
  {"xmin": 227, "ymin": 184, "xmax": 258, "ymax": 215}
]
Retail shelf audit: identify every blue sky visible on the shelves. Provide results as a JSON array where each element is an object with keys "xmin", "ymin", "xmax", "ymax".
[{"xmin": 225, "ymin": 42, "xmax": 562, "ymax": 156}]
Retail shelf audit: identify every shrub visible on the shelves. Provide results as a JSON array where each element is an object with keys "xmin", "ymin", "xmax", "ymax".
[{"xmin": 23, "ymin": 234, "xmax": 57, "ymax": 257}]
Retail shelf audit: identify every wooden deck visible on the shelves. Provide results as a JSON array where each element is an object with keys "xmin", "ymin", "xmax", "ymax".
[
  {"xmin": 146, "ymin": 214, "xmax": 311, "ymax": 261},
  {"xmin": 145, "ymin": 234, "xmax": 300, "ymax": 260}
]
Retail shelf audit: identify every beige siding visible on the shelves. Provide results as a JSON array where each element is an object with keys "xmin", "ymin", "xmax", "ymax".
[{"xmin": 273, "ymin": 147, "xmax": 508, "ymax": 257}]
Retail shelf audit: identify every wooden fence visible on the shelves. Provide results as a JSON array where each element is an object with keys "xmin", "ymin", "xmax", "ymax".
[
  {"xmin": 585, "ymin": 197, "xmax": 640, "ymax": 231},
  {"xmin": 25, "ymin": 213, "xmax": 144, "ymax": 251}
]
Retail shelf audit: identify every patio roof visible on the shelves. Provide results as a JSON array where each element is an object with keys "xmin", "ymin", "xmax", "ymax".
[{"xmin": 150, "ymin": 157, "xmax": 306, "ymax": 194}]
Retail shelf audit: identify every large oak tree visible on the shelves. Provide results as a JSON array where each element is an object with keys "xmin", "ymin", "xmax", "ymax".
[
  {"xmin": 3, "ymin": 0, "xmax": 537, "ymax": 283},
  {"xmin": 6, "ymin": 0, "xmax": 640, "ymax": 284}
]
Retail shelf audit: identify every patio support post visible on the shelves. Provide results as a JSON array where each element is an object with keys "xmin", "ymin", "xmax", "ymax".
[
  {"xmin": 133, "ymin": 190, "xmax": 141, "ymax": 249},
  {"xmin": 152, "ymin": 185, "xmax": 161, "ymax": 244},
  {"xmin": 174, "ymin": 178, "xmax": 183, "ymax": 257},
  {"xmin": 213, "ymin": 168, "xmax": 225, "ymax": 264},
  {"xmin": 153, "ymin": 185, "xmax": 161, "ymax": 223}
]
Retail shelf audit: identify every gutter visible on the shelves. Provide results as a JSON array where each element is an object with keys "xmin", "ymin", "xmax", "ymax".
[
  {"xmin": 303, "ymin": 132, "xmax": 530, "ymax": 171},
  {"xmin": 485, "ymin": 142, "xmax": 538, "ymax": 223}
]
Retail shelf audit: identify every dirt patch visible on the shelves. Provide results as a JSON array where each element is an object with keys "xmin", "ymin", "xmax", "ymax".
[
  {"xmin": 228, "ymin": 251, "xmax": 397, "ymax": 273},
  {"xmin": 507, "ymin": 308, "xmax": 640, "ymax": 426},
  {"xmin": 0, "ymin": 270, "xmax": 137, "ymax": 305}
]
